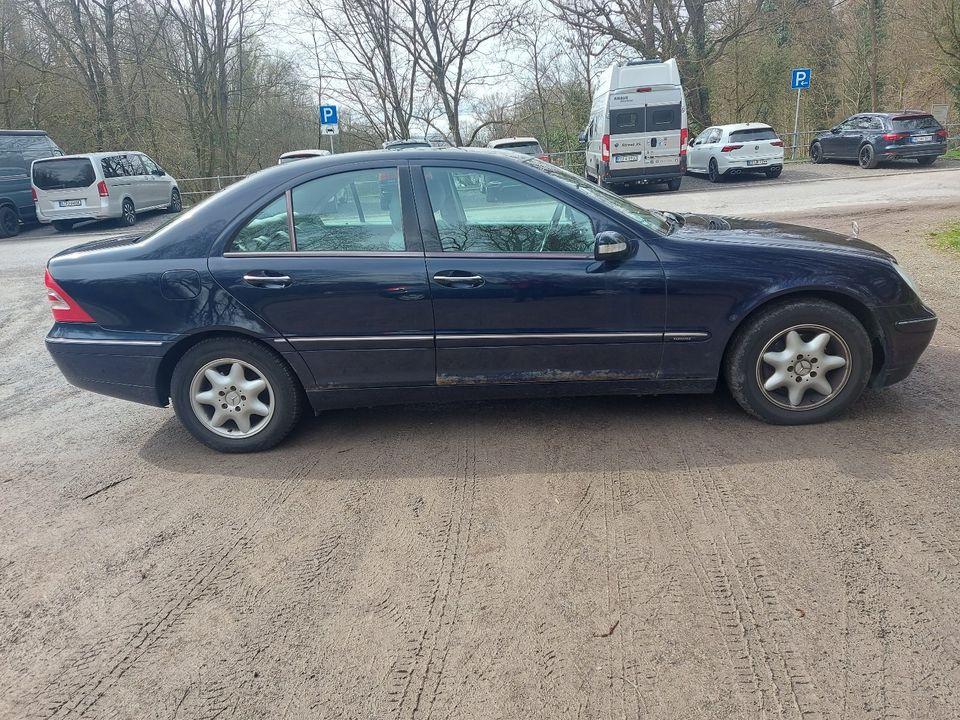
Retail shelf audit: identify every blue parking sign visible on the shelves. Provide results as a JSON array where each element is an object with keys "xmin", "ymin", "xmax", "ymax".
[
  {"xmin": 791, "ymin": 69, "xmax": 811, "ymax": 90},
  {"xmin": 319, "ymin": 105, "xmax": 338, "ymax": 125}
]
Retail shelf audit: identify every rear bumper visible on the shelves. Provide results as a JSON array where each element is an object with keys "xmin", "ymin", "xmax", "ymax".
[
  {"xmin": 872, "ymin": 303, "xmax": 938, "ymax": 387},
  {"xmin": 878, "ymin": 144, "xmax": 946, "ymax": 159},
  {"xmin": 601, "ymin": 159, "xmax": 685, "ymax": 185},
  {"xmin": 46, "ymin": 326, "xmax": 172, "ymax": 406},
  {"xmin": 36, "ymin": 199, "xmax": 117, "ymax": 224}
]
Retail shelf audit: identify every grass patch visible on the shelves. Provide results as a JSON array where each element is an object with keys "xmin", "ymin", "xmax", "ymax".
[
  {"xmin": 945, "ymin": 147, "xmax": 960, "ymax": 160},
  {"xmin": 930, "ymin": 221, "xmax": 960, "ymax": 254}
]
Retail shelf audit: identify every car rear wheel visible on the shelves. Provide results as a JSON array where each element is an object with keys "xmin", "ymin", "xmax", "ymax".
[
  {"xmin": 119, "ymin": 198, "xmax": 137, "ymax": 227},
  {"xmin": 724, "ymin": 299, "xmax": 872, "ymax": 425},
  {"xmin": 858, "ymin": 144, "xmax": 879, "ymax": 169},
  {"xmin": 53, "ymin": 220, "xmax": 75, "ymax": 232},
  {"xmin": 168, "ymin": 188, "xmax": 182, "ymax": 213},
  {"xmin": 810, "ymin": 142, "xmax": 824, "ymax": 164},
  {"xmin": 666, "ymin": 177, "xmax": 682, "ymax": 191},
  {"xmin": 171, "ymin": 337, "xmax": 304, "ymax": 452},
  {"xmin": 765, "ymin": 166, "xmax": 782, "ymax": 179},
  {"xmin": 708, "ymin": 159, "xmax": 722, "ymax": 183},
  {"xmin": 917, "ymin": 156, "xmax": 937, "ymax": 166},
  {"xmin": 0, "ymin": 205, "xmax": 19, "ymax": 238}
]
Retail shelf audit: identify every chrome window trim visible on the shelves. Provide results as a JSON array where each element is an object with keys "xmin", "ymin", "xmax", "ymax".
[{"xmin": 224, "ymin": 251, "xmax": 424, "ymax": 258}]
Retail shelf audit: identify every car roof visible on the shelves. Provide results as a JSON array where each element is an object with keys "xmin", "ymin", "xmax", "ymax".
[
  {"xmin": 0, "ymin": 129, "xmax": 52, "ymax": 136},
  {"xmin": 713, "ymin": 123, "xmax": 774, "ymax": 131},
  {"xmin": 279, "ymin": 149, "xmax": 329, "ymax": 158},
  {"xmin": 34, "ymin": 151, "xmax": 145, "ymax": 161},
  {"xmin": 853, "ymin": 111, "xmax": 933, "ymax": 118}
]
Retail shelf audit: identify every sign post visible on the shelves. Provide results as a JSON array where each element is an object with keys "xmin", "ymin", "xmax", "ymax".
[
  {"xmin": 790, "ymin": 69, "xmax": 811, "ymax": 160},
  {"xmin": 319, "ymin": 105, "xmax": 339, "ymax": 154}
]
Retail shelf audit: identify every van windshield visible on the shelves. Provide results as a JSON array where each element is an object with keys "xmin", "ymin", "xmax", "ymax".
[
  {"xmin": 525, "ymin": 159, "xmax": 673, "ymax": 235},
  {"xmin": 729, "ymin": 127, "xmax": 778, "ymax": 141},
  {"xmin": 32, "ymin": 158, "xmax": 96, "ymax": 190}
]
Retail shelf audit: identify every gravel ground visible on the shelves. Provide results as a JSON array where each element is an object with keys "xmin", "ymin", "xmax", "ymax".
[{"xmin": 1, "ymin": 187, "xmax": 959, "ymax": 719}]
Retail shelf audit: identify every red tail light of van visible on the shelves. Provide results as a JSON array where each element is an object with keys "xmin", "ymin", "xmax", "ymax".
[
  {"xmin": 680, "ymin": 128, "xmax": 688, "ymax": 156},
  {"xmin": 97, "ymin": 180, "xmax": 109, "ymax": 198},
  {"xmin": 31, "ymin": 188, "xmax": 38, "ymax": 203},
  {"xmin": 601, "ymin": 134, "xmax": 610, "ymax": 163}
]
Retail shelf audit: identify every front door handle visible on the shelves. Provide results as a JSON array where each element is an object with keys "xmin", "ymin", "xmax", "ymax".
[
  {"xmin": 243, "ymin": 273, "xmax": 291, "ymax": 288},
  {"xmin": 433, "ymin": 272, "xmax": 485, "ymax": 288}
]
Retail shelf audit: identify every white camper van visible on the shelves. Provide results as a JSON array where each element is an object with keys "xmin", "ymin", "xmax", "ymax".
[{"xmin": 582, "ymin": 58, "xmax": 687, "ymax": 193}]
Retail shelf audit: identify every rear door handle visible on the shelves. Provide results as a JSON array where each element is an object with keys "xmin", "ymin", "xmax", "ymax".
[
  {"xmin": 243, "ymin": 273, "xmax": 291, "ymax": 287},
  {"xmin": 433, "ymin": 272, "xmax": 485, "ymax": 288}
]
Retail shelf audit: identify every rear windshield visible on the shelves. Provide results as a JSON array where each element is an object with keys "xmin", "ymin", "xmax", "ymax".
[
  {"xmin": 32, "ymin": 158, "xmax": 96, "ymax": 190},
  {"xmin": 495, "ymin": 141, "xmax": 543, "ymax": 155},
  {"xmin": 891, "ymin": 115, "xmax": 941, "ymax": 131},
  {"xmin": 729, "ymin": 127, "xmax": 778, "ymax": 141},
  {"xmin": 610, "ymin": 109, "xmax": 643, "ymax": 135}
]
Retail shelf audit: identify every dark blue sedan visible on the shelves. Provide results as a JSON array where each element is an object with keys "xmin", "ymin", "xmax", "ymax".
[{"xmin": 44, "ymin": 149, "xmax": 937, "ymax": 452}]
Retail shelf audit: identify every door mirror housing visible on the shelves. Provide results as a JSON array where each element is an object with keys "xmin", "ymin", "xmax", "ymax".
[
  {"xmin": 594, "ymin": 231, "xmax": 632, "ymax": 262},
  {"xmin": 154, "ymin": 168, "xmax": 167, "ymax": 176},
  {"xmin": 577, "ymin": 130, "xmax": 587, "ymax": 144},
  {"xmin": 830, "ymin": 126, "xmax": 841, "ymax": 134}
]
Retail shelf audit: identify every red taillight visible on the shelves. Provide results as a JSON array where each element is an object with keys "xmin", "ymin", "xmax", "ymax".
[
  {"xmin": 720, "ymin": 144, "xmax": 743, "ymax": 153},
  {"xmin": 635, "ymin": 87, "xmax": 652, "ymax": 93},
  {"xmin": 97, "ymin": 180, "xmax": 109, "ymax": 197},
  {"xmin": 935, "ymin": 129, "xmax": 948, "ymax": 139},
  {"xmin": 601, "ymin": 134, "xmax": 610, "ymax": 162},
  {"xmin": 680, "ymin": 127, "xmax": 688, "ymax": 156},
  {"xmin": 536, "ymin": 153, "xmax": 551, "ymax": 163},
  {"xmin": 31, "ymin": 187, "xmax": 38, "ymax": 203},
  {"xmin": 44, "ymin": 269, "xmax": 94, "ymax": 323},
  {"xmin": 882, "ymin": 132, "xmax": 908, "ymax": 141},
  {"xmin": 771, "ymin": 140, "xmax": 784, "ymax": 147}
]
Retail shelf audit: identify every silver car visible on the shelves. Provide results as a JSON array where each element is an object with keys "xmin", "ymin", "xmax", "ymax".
[{"xmin": 32, "ymin": 151, "xmax": 181, "ymax": 231}]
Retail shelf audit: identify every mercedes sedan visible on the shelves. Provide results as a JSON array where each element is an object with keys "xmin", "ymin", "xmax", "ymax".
[{"xmin": 44, "ymin": 149, "xmax": 937, "ymax": 452}]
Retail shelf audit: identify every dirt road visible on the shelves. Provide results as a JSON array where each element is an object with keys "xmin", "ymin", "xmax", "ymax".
[{"xmin": 1, "ymin": 192, "xmax": 959, "ymax": 719}]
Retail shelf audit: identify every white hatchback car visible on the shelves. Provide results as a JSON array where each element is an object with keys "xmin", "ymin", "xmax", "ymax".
[
  {"xmin": 687, "ymin": 123, "xmax": 784, "ymax": 182},
  {"xmin": 32, "ymin": 151, "xmax": 181, "ymax": 231}
]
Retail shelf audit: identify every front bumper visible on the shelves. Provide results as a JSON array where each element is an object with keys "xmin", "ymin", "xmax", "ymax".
[{"xmin": 872, "ymin": 303, "xmax": 938, "ymax": 387}]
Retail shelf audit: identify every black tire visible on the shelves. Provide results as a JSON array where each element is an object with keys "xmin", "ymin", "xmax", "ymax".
[
  {"xmin": 708, "ymin": 159, "xmax": 722, "ymax": 183},
  {"xmin": 810, "ymin": 141, "xmax": 824, "ymax": 164},
  {"xmin": 171, "ymin": 337, "xmax": 304, "ymax": 453},
  {"xmin": 119, "ymin": 198, "xmax": 137, "ymax": 227},
  {"xmin": 53, "ymin": 220, "xmax": 75, "ymax": 232},
  {"xmin": 724, "ymin": 299, "xmax": 872, "ymax": 425},
  {"xmin": 765, "ymin": 166, "xmax": 783, "ymax": 179},
  {"xmin": 0, "ymin": 205, "xmax": 19, "ymax": 238},
  {"xmin": 858, "ymin": 143, "xmax": 879, "ymax": 169},
  {"xmin": 666, "ymin": 177, "xmax": 682, "ymax": 191},
  {"xmin": 917, "ymin": 156, "xmax": 937, "ymax": 166},
  {"xmin": 168, "ymin": 188, "xmax": 183, "ymax": 213}
]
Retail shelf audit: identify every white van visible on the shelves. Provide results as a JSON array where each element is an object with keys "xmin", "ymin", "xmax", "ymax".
[
  {"xmin": 32, "ymin": 151, "xmax": 181, "ymax": 231},
  {"xmin": 582, "ymin": 58, "xmax": 687, "ymax": 193}
]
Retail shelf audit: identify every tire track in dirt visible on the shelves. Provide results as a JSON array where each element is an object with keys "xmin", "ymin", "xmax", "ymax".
[{"xmin": 28, "ymin": 458, "xmax": 321, "ymax": 719}]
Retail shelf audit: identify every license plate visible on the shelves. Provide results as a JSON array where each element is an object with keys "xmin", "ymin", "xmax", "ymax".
[
  {"xmin": 58, "ymin": 200, "xmax": 82, "ymax": 207},
  {"xmin": 615, "ymin": 155, "xmax": 638, "ymax": 163},
  {"xmin": 747, "ymin": 159, "xmax": 767, "ymax": 166},
  {"xmin": 912, "ymin": 135, "xmax": 932, "ymax": 143}
]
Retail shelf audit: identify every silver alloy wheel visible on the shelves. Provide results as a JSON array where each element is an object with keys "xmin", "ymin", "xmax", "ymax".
[
  {"xmin": 755, "ymin": 324, "xmax": 851, "ymax": 410},
  {"xmin": 171, "ymin": 189, "xmax": 182, "ymax": 211},
  {"xmin": 189, "ymin": 358, "xmax": 275, "ymax": 438},
  {"xmin": 122, "ymin": 200, "xmax": 135, "ymax": 225}
]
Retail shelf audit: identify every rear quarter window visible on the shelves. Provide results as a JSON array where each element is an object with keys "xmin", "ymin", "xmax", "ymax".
[
  {"xmin": 729, "ymin": 128, "xmax": 778, "ymax": 141},
  {"xmin": 32, "ymin": 159, "xmax": 96, "ymax": 190}
]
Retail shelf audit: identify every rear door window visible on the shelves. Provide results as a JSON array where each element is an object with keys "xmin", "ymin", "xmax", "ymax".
[
  {"xmin": 646, "ymin": 104, "xmax": 681, "ymax": 131},
  {"xmin": 32, "ymin": 158, "xmax": 96, "ymax": 190},
  {"xmin": 610, "ymin": 109, "xmax": 643, "ymax": 135},
  {"xmin": 729, "ymin": 128, "xmax": 778, "ymax": 142}
]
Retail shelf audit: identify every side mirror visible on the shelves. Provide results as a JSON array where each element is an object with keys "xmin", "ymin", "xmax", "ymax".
[
  {"xmin": 830, "ymin": 127, "xmax": 841, "ymax": 134},
  {"xmin": 578, "ymin": 131, "xmax": 587, "ymax": 144},
  {"xmin": 154, "ymin": 168, "xmax": 167, "ymax": 176},
  {"xmin": 594, "ymin": 231, "xmax": 632, "ymax": 262}
]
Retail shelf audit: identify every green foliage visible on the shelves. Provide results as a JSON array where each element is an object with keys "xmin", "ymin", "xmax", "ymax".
[{"xmin": 930, "ymin": 222, "xmax": 960, "ymax": 254}]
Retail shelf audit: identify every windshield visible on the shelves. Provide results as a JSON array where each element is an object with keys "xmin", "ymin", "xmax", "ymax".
[{"xmin": 525, "ymin": 159, "xmax": 673, "ymax": 235}]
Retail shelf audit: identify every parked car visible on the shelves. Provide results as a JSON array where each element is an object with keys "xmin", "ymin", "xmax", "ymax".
[
  {"xmin": 278, "ymin": 149, "xmax": 331, "ymax": 164},
  {"xmin": 687, "ymin": 123, "xmax": 784, "ymax": 182},
  {"xmin": 482, "ymin": 137, "xmax": 549, "ymax": 200},
  {"xmin": 44, "ymin": 149, "xmax": 936, "ymax": 452},
  {"xmin": 0, "ymin": 129, "xmax": 63, "ymax": 237},
  {"xmin": 32, "ymin": 151, "xmax": 181, "ymax": 231},
  {"xmin": 810, "ymin": 112, "xmax": 948, "ymax": 169},
  {"xmin": 582, "ymin": 58, "xmax": 687, "ymax": 192},
  {"xmin": 383, "ymin": 139, "xmax": 433, "ymax": 150}
]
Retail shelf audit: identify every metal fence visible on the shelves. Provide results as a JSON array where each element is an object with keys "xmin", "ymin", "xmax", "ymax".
[{"xmin": 177, "ymin": 125, "xmax": 960, "ymax": 203}]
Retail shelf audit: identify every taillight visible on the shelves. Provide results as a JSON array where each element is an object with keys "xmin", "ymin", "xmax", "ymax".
[
  {"xmin": 771, "ymin": 140, "xmax": 784, "ymax": 147},
  {"xmin": 97, "ymin": 180, "xmax": 109, "ymax": 197},
  {"xmin": 31, "ymin": 187, "xmax": 38, "ymax": 203},
  {"xmin": 44, "ymin": 269, "xmax": 94, "ymax": 323},
  {"xmin": 601, "ymin": 134, "xmax": 610, "ymax": 162},
  {"xmin": 720, "ymin": 144, "xmax": 743, "ymax": 153},
  {"xmin": 935, "ymin": 129, "xmax": 948, "ymax": 139},
  {"xmin": 680, "ymin": 128, "xmax": 688, "ymax": 156},
  {"xmin": 882, "ymin": 132, "xmax": 908, "ymax": 141},
  {"xmin": 635, "ymin": 87, "xmax": 652, "ymax": 93},
  {"xmin": 536, "ymin": 153, "xmax": 551, "ymax": 163}
]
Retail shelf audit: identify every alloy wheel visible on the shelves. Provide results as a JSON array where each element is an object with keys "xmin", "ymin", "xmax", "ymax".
[
  {"xmin": 189, "ymin": 358, "xmax": 275, "ymax": 438},
  {"xmin": 755, "ymin": 324, "xmax": 851, "ymax": 410}
]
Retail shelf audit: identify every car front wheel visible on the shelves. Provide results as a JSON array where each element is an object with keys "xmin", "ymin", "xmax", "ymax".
[
  {"xmin": 168, "ymin": 188, "xmax": 183, "ymax": 213},
  {"xmin": 810, "ymin": 142, "xmax": 824, "ymax": 164},
  {"xmin": 171, "ymin": 337, "xmax": 304, "ymax": 452},
  {"xmin": 724, "ymin": 299, "xmax": 872, "ymax": 425},
  {"xmin": 0, "ymin": 205, "xmax": 20, "ymax": 238}
]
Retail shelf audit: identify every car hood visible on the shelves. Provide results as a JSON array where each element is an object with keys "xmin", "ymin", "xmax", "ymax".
[{"xmin": 671, "ymin": 214, "xmax": 895, "ymax": 262}]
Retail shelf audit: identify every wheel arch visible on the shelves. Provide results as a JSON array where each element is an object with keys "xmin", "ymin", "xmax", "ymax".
[
  {"xmin": 156, "ymin": 329, "xmax": 307, "ymax": 405},
  {"xmin": 721, "ymin": 289, "xmax": 886, "ymax": 384}
]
